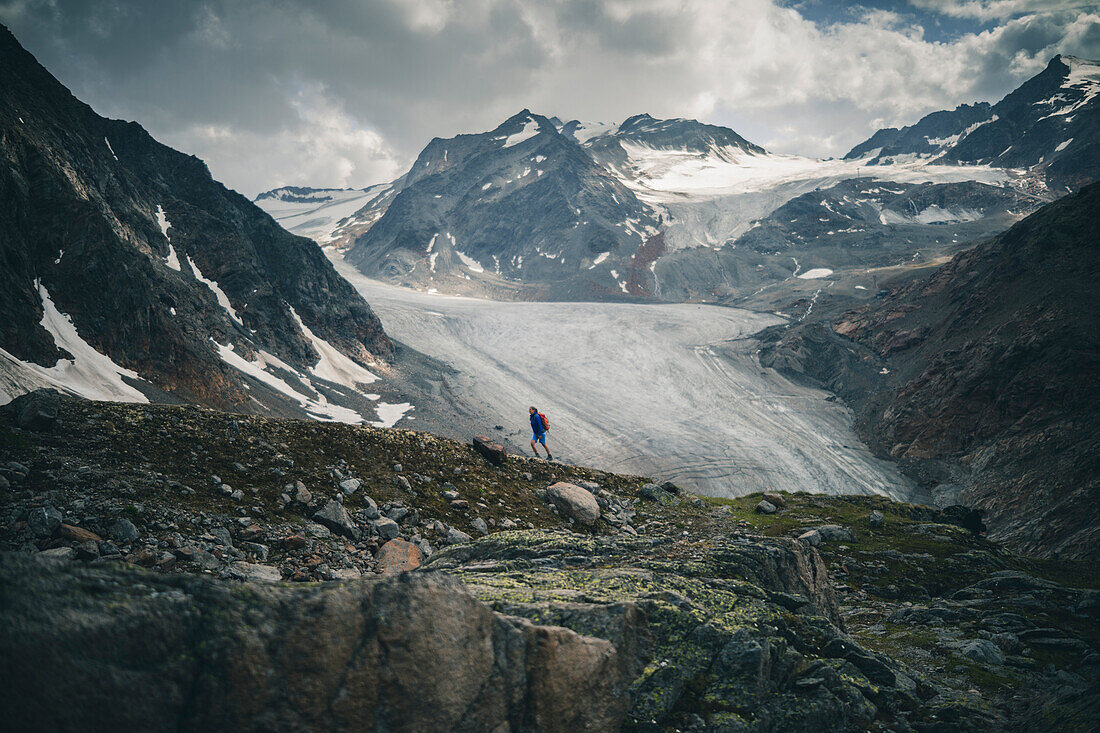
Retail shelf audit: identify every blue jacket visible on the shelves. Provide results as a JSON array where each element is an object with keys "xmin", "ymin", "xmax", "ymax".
[{"xmin": 530, "ymin": 411, "xmax": 546, "ymax": 435}]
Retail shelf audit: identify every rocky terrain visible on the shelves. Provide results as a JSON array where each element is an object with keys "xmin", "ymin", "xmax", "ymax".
[
  {"xmin": 0, "ymin": 25, "xmax": 406, "ymax": 426},
  {"xmin": 2, "ymin": 390, "xmax": 1097, "ymax": 731},
  {"xmin": 759, "ymin": 183, "xmax": 1100, "ymax": 561}
]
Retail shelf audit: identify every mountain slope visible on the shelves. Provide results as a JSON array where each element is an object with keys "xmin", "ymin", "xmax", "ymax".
[
  {"xmin": 0, "ymin": 25, "xmax": 405, "ymax": 426},
  {"xmin": 344, "ymin": 110, "xmax": 660, "ymax": 300},
  {"xmin": 847, "ymin": 55, "xmax": 1100, "ymax": 191},
  {"xmin": 823, "ymin": 184, "xmax": 1099, "ymax": 559}
]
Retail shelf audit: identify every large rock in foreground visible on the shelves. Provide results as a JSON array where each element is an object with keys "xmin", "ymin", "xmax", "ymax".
[{"xmin": 0, "ymin": 554, "xmax": 634, "ymax": 732}]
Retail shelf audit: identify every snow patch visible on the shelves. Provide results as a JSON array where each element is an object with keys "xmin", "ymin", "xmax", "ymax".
[
  {"xmin": 797, "ymin": 268, "xmax": 833, "ymax": 280},
  {"xmin": 455, "ymin": 250, "xmax": 484, "ymax": 273},
  {"xmin": 187, "ymin": 256, "xmax": 244, "ymax": 326},
  {"xmin": 214, "ymin": 340, "xmax": 364, "ymax": 424},
  {"xmin": 589, "ymin": 252, "xmax": 610, "ymax": 269},
  {"xmin": 1055, "ymin": 138, "xmax": 1073, "ymax": 152},
  {"xmin": 501, "ymin": 117, "xmax": 541, "ymax": 148},
  {"xmin": 0, "ymin": 282, "xmax": 149, "ymax": 404},
  {"xmin": 288, "ymin": 305, "xmax": 378, "ymax": 388},
  {"xmin": 104, "ymin": 137, "xmax": 118, "ymax": 161},
  {"xmin": 369, "ymin": 401, "xmax": 413, "ymax": 428}
]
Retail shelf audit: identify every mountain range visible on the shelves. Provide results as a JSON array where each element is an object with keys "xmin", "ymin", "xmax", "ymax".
[
  {"xmin": 258, "ymin": 54, "xmax": 1097, "ymax": 304},
  {"xmin": 0, "ymin": 25, "xmax": 410, "ymax": 428}
]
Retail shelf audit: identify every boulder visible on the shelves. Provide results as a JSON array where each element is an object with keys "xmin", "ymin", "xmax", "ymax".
[
  {"xmin": 471, "ymin": 517, "xmax": 489, "ymax": 536},
  {"xmin": 0, "ymin": 554, "xmax": 633, "ymax": 732},
  {"xmin": 547, "ymin": 482, "xmax": 601, "ymax": 526},
  {"xmin": 472, "ymin": 435, "xmax": 507, "ymax": 466},
  {"xmin": 959, "ymin": 639, "xmax": 1006, "ymax": 665},
  {"xmin": 338, "ymin": 478, "xmax": 361, "ymax": 495},
  {"xmin": 12, "ymin": 389, "xmax": 61, "ymax": 432},
  {"xmin": 375, "ymin": 538, "xmax": 423, "ymax": 574},
  {"xmin": 27, "ymin": 506, "xmax": 62, "ymax": 538},
  {"xmin": 312, "ymin": 501, "xmax": 362, "ymax": 541},
  {"xmin": 755, "ymin": 500, "xmax": 777, "ymax": 515},
  {"xmin": 639, "ymin": 483, "xmax": 674, "ymax": 505},
  {"xmin": 797, "ymin": 529, "xmax": 822, "ymax": 547},
  {"xmin": 762, "ymin": 493, "xmax": 786, "ymax": 508},
  {"xmin": 815, "ymin": 524, "xmax": 855, "ymax": 543}
]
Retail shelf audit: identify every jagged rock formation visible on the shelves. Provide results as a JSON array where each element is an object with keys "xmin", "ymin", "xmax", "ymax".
[
  {"xmin": 0, "ymin": 25, "xmax": 395, "ymax": 423},
  {"xmin": 762, "ymin": 183, "xmax": 1100, "ymax": 560},
  {"xmin": 846, "ymin": 55, "xmax": 1100, "ymax": 191},
  {"xmin": 0, "ymin": 554, "xmax": 633, "ymax": 732}
]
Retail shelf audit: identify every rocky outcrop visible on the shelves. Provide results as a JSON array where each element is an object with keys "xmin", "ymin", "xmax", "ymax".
[{"xmin": 0, "ymin": 553, "xmax": 635, "ymax": 732}]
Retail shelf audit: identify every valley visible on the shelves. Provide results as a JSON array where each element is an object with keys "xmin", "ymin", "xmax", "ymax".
[{"xmin": 330, "ymin": 253, "xmax": 915, "ymax": 500}]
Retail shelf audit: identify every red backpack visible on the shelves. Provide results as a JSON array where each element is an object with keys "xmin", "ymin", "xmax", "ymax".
[{"xmin": 539, "ymin": 412, "xmax": 549, "ymax": 431}]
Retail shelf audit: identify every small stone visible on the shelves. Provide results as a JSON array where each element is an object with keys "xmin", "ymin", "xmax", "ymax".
[
  {"xmin": 869, "ymin": 510, "xmax": 885, "ymax": 528},
  {"xmin": 233, "ymin": 562, "xmax": 282, "ymax": 583},
  {"xmin": 313, "ymin": 500, "xmax": 362, "ymax": 540},
  {"xmin": 210, "ymin": 526, "xmax": 233, "ymax": 547},
  {"xmin": 392, "ymin": 463, "xmax": 403, "ymax": 473},
  {"xmin": 108, "ymin": 517, "xmax": 139, "ymax": 543},
  {"xmin": 395, "ymin": 475, "xmax": 413, "ymax": 492},
  {"xmin": 27, "ymin": 506, "xmax": 62, "ymax": 538},
  {"xmin": 331, "ymin": 568, "xmax": 361, "ymax": 580},
  {"xmin": 339, "ymin": 478, "xmax": 361, "ymax": 495},
  {"xmin": 442, "ymin": 490, "xmax": 459, "ymax": 501},
  {"xmin": 471, "ymin": 517, "xmax": 489, "ymax": 535},
  {"xmin": 444, "ymin": 526, "xmax": 473, "ymax": 545},
  {"xmin": 38, "ymin": 546, "xmax": 74, "ymax": 562},
  {"xmin": 375, "ymin": 538, "xmax": 422, "ymax": 574},
  {"xmin": 523, "ymin": 473, "xmax": 533, "ymax": 481},
  {"xmin": 97, "ymin": 540, "xmax": 121, "ymax": 557},
  {"xmin": 360, "ymin": 494, "xmax": 381, "ymax": 520},
  {"xmin": 755, "ymin": 500, "xmax": 777, "ymax": 515},
  {"xmin": 292, "ymin": 481, "xmax": 312, "ymax": 505},
  {"xmin": 371, "ymin": 517, "xmax": 401, "ymax": 541},
  {"xmin": 230, "ymin": 489, "xmax": 244, "ymax": 502},
  {"xmin": 283, "ymin": 534, "xmax": 308, "ymax": 549},
  {"xmin": 500, "ymin": 518, "xmax": 518, "ymax": 530}
]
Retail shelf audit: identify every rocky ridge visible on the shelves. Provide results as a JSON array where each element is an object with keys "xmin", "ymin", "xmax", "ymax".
[
  {"xmin": 2, "ymin": 391, "xmax": 1097, "ymax": 731},
  {"xmin": 0, "ymin": 25, "xmax": 396, "ymax": 423}
]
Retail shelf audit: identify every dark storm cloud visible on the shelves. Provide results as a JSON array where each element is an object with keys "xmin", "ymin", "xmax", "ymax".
[{"xmin": 1, "ymin": 0, "xmax": 1096, "ymax": 196}]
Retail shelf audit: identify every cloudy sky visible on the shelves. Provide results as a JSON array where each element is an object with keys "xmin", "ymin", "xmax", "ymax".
[{"xmin": 3, "ymin": 0, "xmax": 1097, "ymax": 197}]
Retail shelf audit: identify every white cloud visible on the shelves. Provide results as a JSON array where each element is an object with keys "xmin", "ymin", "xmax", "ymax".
[
  {"xmin": 908, "ymin": 0, "xmax": 1095, "ymax": 22},
  {"xmin": 168, "ymin": 83, "xmax": 402, "ymax": 197},
  {"xmin": 3, "ymin": 0, "xmax": 1097, "ymax": 188}
]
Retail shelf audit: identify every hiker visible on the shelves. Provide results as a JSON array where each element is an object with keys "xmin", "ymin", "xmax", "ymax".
[
  {"xmin": 528, "ymin": 406, "xmax": 552, "ymax": 460},
  {"xmin": 960, "ymin": 508, "xmax": 987, "ymax": 538}
]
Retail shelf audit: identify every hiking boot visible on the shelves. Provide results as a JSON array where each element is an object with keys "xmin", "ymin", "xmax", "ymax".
[{"xmin": 546, "ymin": 453, "xmax": 553, "ymax": 461}]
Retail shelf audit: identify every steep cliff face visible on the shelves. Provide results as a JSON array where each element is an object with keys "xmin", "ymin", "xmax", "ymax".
[
  {"xmin": 0, "ymin": 25, "xmax": 393, "ymax": 420},
  {"xmin": 826, "ymin": 184, "xmax": 1099, "ymax": 559}
]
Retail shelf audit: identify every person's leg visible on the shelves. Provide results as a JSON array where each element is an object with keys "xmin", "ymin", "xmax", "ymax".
[
  {"xmin": 530, "ymin": 436, "xmax": 544, "ymax": 457},
  {"xmin": 543, "ymin": 436, "xmax": 552, "ymax": 460}
]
